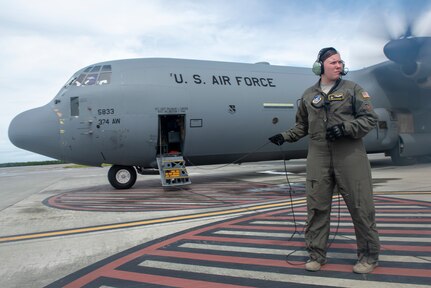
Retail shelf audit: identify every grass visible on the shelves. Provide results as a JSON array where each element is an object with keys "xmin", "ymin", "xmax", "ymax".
[{"xmin": 0, "ymin": 161, "xmax": 111, "ymax": 168}]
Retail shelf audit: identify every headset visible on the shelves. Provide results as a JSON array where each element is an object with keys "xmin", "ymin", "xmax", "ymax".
[{"xmin": 312, "ymin": 47, "xmax": 348, "ymax": 76}]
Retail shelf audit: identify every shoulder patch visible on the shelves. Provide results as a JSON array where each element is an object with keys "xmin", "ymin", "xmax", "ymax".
[{"xmin": 312, "ymin": 94, "xmax": 323, "ymax": 105}]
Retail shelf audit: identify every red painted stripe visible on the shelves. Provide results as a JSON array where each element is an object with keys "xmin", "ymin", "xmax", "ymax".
[
  {"xmin": 376, "ymin": 228, "xmax": 431, "ymax": 235},
  {"xmin": 227, "ymin": 224, "xmax": 431, "ymax": 235},
  {"xmin": 297, "ymin": 208, "xmax": 431, "ymax": 214},
  {"xmin": 258, "ymin": 216, "xmax": 431, "ymax": 223}
]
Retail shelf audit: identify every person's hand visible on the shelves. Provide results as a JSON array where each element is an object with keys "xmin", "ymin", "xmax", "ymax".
[
  {"xmin": 269, "ymin": 134, "xmax": 285, "ymax": 146},
  {"xmin": 326, "ymin": 124, "xmax": 344, "ymax": 141}
]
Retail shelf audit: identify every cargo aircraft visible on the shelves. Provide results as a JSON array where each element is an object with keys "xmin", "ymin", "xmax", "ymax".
[{"xmin": 8, "ymin": 27, "xmax": 431, "ymax": 189}]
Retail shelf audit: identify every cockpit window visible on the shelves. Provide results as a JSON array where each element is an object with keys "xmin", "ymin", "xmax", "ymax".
[
  {"xmin": 65, "ymin": 64, "xmax": 112, "ymax": 87},
  {"xmin": 83, "ymin": 73, "xmax": 98, "ymax": 85},
  {"xmin": 75, "ymin": 73, "xmax": 86, "ymax": 86},
  {"xmin": 90, "ymin": 65, "xmax": 101, "ymax": 72},
  {"xmin": 98, "ymin": 72, "xmax": 111, "ymax": 85},
  {"xmin": 101, "ymin": 65, "xmax": 111, "ymax": 72}
]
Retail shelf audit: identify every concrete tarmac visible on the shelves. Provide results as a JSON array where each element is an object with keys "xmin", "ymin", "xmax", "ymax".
[{"xmin": 0, "ymin": 154, "xmax": 430, "ymax": 287}]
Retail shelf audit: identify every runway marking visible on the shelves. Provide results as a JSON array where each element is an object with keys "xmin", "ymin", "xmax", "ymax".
[
  {"xmin": 0, "ymin": 198, "xmax": 309, "ymax": 243},
  {"xmin": 4, "ymin": 191, "xmax": 430, "ymax": 244},
  {"xmin": 44, "ymin": 180, "xmax": 306, "ymax": 212},
  {"xmin": 46, "ymin": 196, "xmax": 431, "ymax": 288}
]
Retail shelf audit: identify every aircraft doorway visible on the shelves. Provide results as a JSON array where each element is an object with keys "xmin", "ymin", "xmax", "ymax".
[{"xmin": 157, "ymin": 114, "xmax": 185, "ymax": 156}]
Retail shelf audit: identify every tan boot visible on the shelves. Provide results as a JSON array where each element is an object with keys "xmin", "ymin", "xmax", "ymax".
[{"xmin": 353, "ymin": 261, "xmax": 378, "ymax": 274}]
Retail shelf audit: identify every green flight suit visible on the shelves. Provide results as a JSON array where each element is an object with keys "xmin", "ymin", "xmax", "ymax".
[{"xmin": 281, "ymin": 79, "xmax": 380, "ymax": 264}]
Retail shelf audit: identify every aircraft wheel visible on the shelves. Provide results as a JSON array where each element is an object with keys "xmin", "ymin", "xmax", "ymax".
[
  {"xmin": 108, "ymin": 165, "xmax": 137, "ymax": 189},
  {"xmin": 389, "ymin": 139, "xmax": 416, "ymax": 166}
]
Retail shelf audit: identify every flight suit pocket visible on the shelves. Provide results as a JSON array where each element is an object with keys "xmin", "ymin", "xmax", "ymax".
[{"xmin": 306, "ymin": 178, "xmax": 318, "ymax": 191}]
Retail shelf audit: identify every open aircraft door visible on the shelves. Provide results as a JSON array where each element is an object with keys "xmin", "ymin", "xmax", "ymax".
[
  {"xmin": 156, "ymin": 114, "xmax": 190, "ymax": 187},
  {"xmin": 157, "ymin": 114, "xmax": 186, "ymax": 156}
]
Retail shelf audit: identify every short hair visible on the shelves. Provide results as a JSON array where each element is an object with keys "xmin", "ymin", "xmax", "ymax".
[{"xmin": 319, "ymin": 47, "xmax": 339, "ymax": 63}]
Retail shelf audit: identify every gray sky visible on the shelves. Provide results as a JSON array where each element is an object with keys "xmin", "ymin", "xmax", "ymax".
[{"xmin": 1, "ymin": 0, "xmax": 430, "ymax": 163}]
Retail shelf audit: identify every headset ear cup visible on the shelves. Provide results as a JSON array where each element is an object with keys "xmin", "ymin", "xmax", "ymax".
[{"xmin": 312, "ymin": 61, "xmax": 322, "ymax": 75}]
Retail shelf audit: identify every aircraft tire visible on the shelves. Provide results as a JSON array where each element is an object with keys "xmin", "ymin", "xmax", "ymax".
[
  {"xmin": 389, "ymin": 140, "xmax": 416, "ymax": 166},
  {"xmin": 108, "ymin": 165, "xmax": 137, "ymax": 189}
]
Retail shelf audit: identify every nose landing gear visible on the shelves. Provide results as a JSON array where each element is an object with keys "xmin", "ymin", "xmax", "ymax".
[{"xmin": 108, "ymin": 165, "xmax": 137, "ymax": 189}]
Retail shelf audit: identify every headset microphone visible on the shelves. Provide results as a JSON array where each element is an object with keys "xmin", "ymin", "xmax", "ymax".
[{"xmin": 340, "ymin": 65, "xmax": 349, "ymax": 76}]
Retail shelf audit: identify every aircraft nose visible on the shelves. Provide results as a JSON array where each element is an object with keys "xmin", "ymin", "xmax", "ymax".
[{"xmin": 8, "ymin": 105, "xmax": 62, "ymax": 159}]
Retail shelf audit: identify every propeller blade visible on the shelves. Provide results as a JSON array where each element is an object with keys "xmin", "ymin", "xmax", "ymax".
[{"xmin": 383, "ymin": 38, "xmax": 420, "ymax": 63}]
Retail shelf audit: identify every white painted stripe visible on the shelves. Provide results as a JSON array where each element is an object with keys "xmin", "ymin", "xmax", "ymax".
[
  {"xmin": 139, "ymin": 260, "xmax": 429, "ymax": 288},
  {"xmin": 258, "ymin": 170, "xmax": 296, "ymax": 175},
  {"xmin": 378, "ymin": 236, "xmax": 430, "ymax": 243},
  {"xmin": 214, "ymin": 229, "xmax": 296, "ymax": 238},
  {"xmin": 179, "ymin": 243, "xmax": 431, "ymax": 263}
]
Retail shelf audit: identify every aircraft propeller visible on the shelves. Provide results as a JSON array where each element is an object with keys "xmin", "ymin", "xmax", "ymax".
[
  {"xmin": 353, "ymin": 4, "xmax": 431, "ymax": 73},
  {"xmin": 382, "ymin": 14, "xmax": 429, "ymax": 69},
  {"xmin": 369, "ymin": 6, "xmax": 431, "ymax": 81}
]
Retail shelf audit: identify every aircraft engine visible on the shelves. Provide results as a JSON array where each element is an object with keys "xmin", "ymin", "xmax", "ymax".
[{"xmin": 384, "ymin": 37, "xmax": 431, "ymax": 87}]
